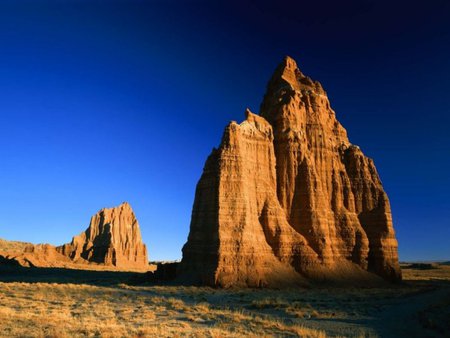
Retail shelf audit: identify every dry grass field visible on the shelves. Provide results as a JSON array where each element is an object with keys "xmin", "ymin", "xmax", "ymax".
[{"xmin": 0, "ymin": 263, "xmax": 449, "ymax": 337}]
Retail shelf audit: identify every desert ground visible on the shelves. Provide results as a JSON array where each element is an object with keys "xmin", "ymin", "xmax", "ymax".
[{"xmin": 0, "ymin": 263, "xmax": 449, "ymax": 338}]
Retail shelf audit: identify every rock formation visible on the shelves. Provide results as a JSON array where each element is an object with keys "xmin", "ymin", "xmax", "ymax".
[
  {"xmin": 0, "ymin": 243, "xmax": 73, "ymax": 268},
  {"xmin": 179, "ymin": 56, "xmax": 401, "ymax": 287},
  {"xmin": 0, "ymin": 202, "xmax": 149, "ymax": 271},
  {"xmin": 57, "ymin": 202, "xmax": 148, "ymax": 270},
  {"xmin": 0, "ymin": 238, "xmax": 32, "ymax": 254}
]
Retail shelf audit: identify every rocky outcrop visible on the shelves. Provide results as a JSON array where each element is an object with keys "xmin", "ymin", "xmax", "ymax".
[
  {"xmin": 0, "ymin": 243, "xmax": 73, "ymax": 268},
  {"xmin": 179, "ymin": 56, "xmax": 401, "ymax": 287},
  {"xmin": 57, "ymin": 202, "xmax": 148, "ymax": 270},
  {"xmin": 0, "ymin": 238, "xmax": 32, "ymax": 254},
  {"xmin": 0, "ymin": 202, "xmax": 149, "ymax": 271}
]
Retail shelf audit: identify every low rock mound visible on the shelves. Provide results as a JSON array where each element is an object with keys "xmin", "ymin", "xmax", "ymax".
[{"xmin": 0, "ymin": 244, "xmax": 73, "ymax": 268}]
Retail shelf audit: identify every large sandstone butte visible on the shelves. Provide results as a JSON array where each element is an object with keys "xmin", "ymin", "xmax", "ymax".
[
  {"xmin": 179, "ymin": 56, "xmax": 401, "ymax": 287},
  {"xmin": 57, "ymin": 202, "xmax": 148, "ymax": 270}
]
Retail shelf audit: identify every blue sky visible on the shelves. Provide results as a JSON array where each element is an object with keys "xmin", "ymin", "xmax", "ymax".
[{"xmin": 0, "ymin": 1, "xmax": 449, "ymax": 261}]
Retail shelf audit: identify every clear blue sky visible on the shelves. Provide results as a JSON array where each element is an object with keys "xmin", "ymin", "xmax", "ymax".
[{"xmin": 0, "ymin": 1, "xmax": 449, "ymax": 261}]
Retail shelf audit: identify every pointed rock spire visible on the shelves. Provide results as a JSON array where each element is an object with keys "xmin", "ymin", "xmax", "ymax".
[{"xmin": 179, "ymin": 56, "xmax": 401, "ymax": 287}]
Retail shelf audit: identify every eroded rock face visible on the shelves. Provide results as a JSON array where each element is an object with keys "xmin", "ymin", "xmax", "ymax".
[
  {"xmin": 0, "ymin": 203, "xmax": 148, "ymax": 271},
  {"xmin": 57, "ymin": 202, "xmax": 148, "ymax": 270},
  {"xmin": 179, "ymin": 110, "xmax": 309, "ymax": 287},
  {"xmin": 180, "ymin": 56, "xmax": 401, "ymax": 286},
  {"xmin": 0, "ymin": 243, "xmax": 73, "ymax": 268}
]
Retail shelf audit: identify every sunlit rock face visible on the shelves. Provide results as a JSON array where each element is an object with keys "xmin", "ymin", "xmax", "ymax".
[
  {"xmin": 0, "ymin": 243, "xmax": 73, "ymax": 268},
  {"xmin": 179, "ymin": 57, "xmax": 401, "ymax": 287},
  {"xmin": 0, "ymin": 203, "xmax": 148, "ymax": 271},
  {"xmin": 57, "ymin": 202, "xmax": 148, "ymax": 270}
]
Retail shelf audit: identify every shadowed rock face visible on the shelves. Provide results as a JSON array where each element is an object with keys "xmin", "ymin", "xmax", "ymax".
[
  {"xmin": 57, "ymin": 202, "xmax": 148, "ymax": 269},
  {"xmin": 179, "ymin": 56, "xmax": 401, "ymax": 287}
]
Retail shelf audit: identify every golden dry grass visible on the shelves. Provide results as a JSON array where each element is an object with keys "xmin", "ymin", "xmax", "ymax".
[
  {"xmin": 0, "ymin": 263, "xmax": 449, "ymax": 337},
  {"xmin": 401, "ymin": 262, "xmax": 450, "ymax": 281},
  {"xmin": 0, "ymin": 282, "xmax": 326, "ymax": 337}
]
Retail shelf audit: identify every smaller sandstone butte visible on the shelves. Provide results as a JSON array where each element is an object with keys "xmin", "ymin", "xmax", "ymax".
[
  {"xmin": 57, "ymin": 202, "xmax": 148, "ymax": 270},
  {"xmin": 0, "ymin": 202, "xmax": 149, "ymax": 271}
]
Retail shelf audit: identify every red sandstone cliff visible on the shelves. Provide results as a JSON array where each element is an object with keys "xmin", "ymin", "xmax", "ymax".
[
  {"xmin": 179, "ymin": 56, "xmax": 401, "ymax": 286},
  {"xmin": 57, "ymin": 202, "xmax": 148, "ymax": 270}
]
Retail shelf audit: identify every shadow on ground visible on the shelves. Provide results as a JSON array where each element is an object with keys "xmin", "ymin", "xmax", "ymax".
[
  {"xmin": 0, "ymin": 265, "xmax": 143, "ymax": 286},
  {"xmin": 0, "ymin": 264, "xmax": 449, "ymax": 337}
]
